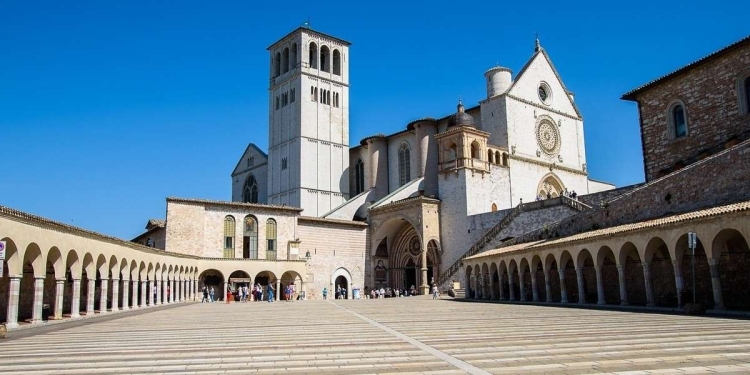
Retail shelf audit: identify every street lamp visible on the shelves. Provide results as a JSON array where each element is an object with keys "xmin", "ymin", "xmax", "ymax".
[{"xmin": 305, "ymin": 249, "xmax": 312, "ymax": 260}]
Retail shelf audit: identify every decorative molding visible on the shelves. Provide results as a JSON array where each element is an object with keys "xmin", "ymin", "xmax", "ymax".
[
  {"xmin": 506, "ymin": 94, "xmax": 582, "ymax": 121},
  {"xmin": 508, "ymin": 154, "xmax": 587, "ymax": 176}
]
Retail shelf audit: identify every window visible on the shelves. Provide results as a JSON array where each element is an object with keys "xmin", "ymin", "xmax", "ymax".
[
  {"xmin": 448, "ymin": 142, "xmax": 457, "ymax": 161},
  {"xmin": 538, "ymin": 82, "xmax": 552, "ymax": 105},
  {"xmin": 291, "ymin": 88, "xmax": 296, "ymax": 103},
  {"xmin": 274, "ymin": 52, "xmax": 281, "ymax": 77},
  {"xmin": 243, "ymin": 215, "xmax": 258, "ymax": 259},
  {"xmin": 491, "ymin": 203, "xmax": 498, "ymax": 212},
  {"xmin": 398, "ymin": 142, "xmax": 411, "ymax": 186},
  {"xmin": 740, "ymin": 74, "xmax": 750, "ymax": 116},
  {"xmin": 242, "ymin": 174, "xmax": 259, "ymax": 203},
  {"xmin": 333, "ymin": 92, "xmax": 339, "ymax": 108},
  {"xmin": 668, "ymin": 103, "xmax": 688, "ymax": 139},
  {"xmin": 354, "ymin": 158, "xmax": 365, "ymax": 195},
  {"xmin": 266, "ymin": 219, "xmax": 277, "ymax": 260},
  {"xmin": 470, "ymin": 141, "xmax": 480, "ymax": 159},
  {"xmin": 495, "ymin": 151, "xmax": 502, "ymax": 165},
  {"xmin": 290, "ymin": 43, "xmax": 297, "ymax": 70},
  {"xmin": 309, "ymin": 42, "xmax": 318, "ymax": 69},
  {"xmin": 223, "ymin": 216, "xmax": 236, "ymax": 258},
  {"xmin": 488, "ymin": 150, "xmax": 494, "ymax": 164},
  {"xmin": 281, "ymin": 157, "xmax": 287, "ymax": 170},
  {"xmin": 275, "ymin": 96, "xmax": 279, "ymax": 110},
  {"xmin": 246, "ymin": 158, "xmax": 250, "ymax": 168},
  {"xmin": 333, "ymin": 49, "xmax": 341, "ymax": 75},
  {"xmin": 282, "ymin": 47, "xmax": 289, "ymax": 74},
  {"xmin": 320, "ymin": 45, "xmax": 330, "ymax": 72}
]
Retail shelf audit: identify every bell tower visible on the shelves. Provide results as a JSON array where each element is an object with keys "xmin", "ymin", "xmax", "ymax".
[{"xmin": 266, "ymin": 25, "xmax": 351, "ymax": 216}]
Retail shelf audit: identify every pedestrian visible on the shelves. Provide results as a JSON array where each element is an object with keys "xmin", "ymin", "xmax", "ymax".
[
  {"xmin": 153, "ymin": 284, "xmax": 157, "ymax": 303},
  {"xmin": 202, "ymin": 286, "xmax": 209, "ymax": 303},
  {"xmin": 267, "ymin": 284, "xmax": 275, "ymax": 302},
  {"xmin": 226, "ymin": 285, "xmax": 232, "ymax": 304},
  {"xmin": 432, "ymin": 284, "xmax": 439, "ymax": 300},
  {"xmin": 395, "ymin": 288, "xmax": 400, "ymax": 298},
  {"xmin": 322, "ymin": 287, "xmax": 328, "ymax": 300},
  {"xmin": 209, "ymin": 286, "xmax": 215, "ymax": 302},
  {"xmin": 243, "ymin": 285, "xmax": 249, "ymax": 302}
]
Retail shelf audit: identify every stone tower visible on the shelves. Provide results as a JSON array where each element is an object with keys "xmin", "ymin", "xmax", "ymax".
[{"xmin": 266, "ymin": 26, "xmax": 351, "ymax": 216}]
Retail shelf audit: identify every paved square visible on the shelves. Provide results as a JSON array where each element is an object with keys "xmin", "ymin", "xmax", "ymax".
[{"xmin": 2, "ymin": 299, "xmax": 750, "ymax": 374}]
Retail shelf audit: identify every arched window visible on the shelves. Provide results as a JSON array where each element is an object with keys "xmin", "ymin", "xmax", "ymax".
[
  {"xmin": 354, "ymin": 158, "xmax": 365, "ymax": 195},
  {"xmin": 223, "ymin": 216, "xmax": 236, "ymax": 258},
  {"xmin": 745, "ymin": 76, "xmax": 750, "ymax": 113},
  {"xmin": 740, "ymin": 74, "xmax": 750, "ymax": 116},
  {"xmin": 487, "ymin": 150, "xmax": 494, "ymax": 164},
  {"xmin": 491, "ymin": 203, "xmax": 498, "ymax": 212},
  {"xmin": 309, "ymin": 42, "xmax": 318, "ymax": 69},
  {"xmin": 320, "ymin": 45, "xmax": 330, "ymax": 72},
  {"xmin": 668, "ymin": 103, "xmax": 688, "ymax": 139},
  {"xmin": 470, "ymin": 141, "xmax": 480, "ymax": 159},
  {"xmin": 398, "ymin": 142, "xmax": 411, "ymax": 186},
  {"xmin": 333, "ymin": 49, "xmax": 341, "ymax": 75},
  {"xmin": 243, "ymin": 215, "xmax": 258, "ymax": 259},
  {"xmin": 448, "ymin": 142, "xmax": 457, "ymax": 161},
  {"xmin": 291, "ymin": 43, "xmax": 297, "ymax": 70},
  {"xmin": 502, "ymin": 152, "xmax": 509, "ymax": 166},
  {"xmin": 266, "ymin": 219, "xmax": 277, "ymax": 260},
  {"xmin": 242, "ymin": 174, "xmax": 259, "ymax": 203},
  {"xmin": 282, "ymin": 47, "xmax": 289, "ymax": 74},
  {"xmin": 274, "ymin": 52, "xmax": 281, "ymax": 77}
]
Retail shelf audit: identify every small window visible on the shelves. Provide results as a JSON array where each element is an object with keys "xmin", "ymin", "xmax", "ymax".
[
  {"xmin": 223, "ymin": 216, "xmax": 236, "ymax": 258},
  {"xmin": 333, "ymin": 49, "xmax": 341, "ymax": 75},
  {"xmin": 274, "ymin": 52, "xmax": 281, "ymax": 77},
  {"xmin": 538, "ymin": 82, "xmax": 552, "ymax": 105},
  {"xmin": 491, "ymin": 203, "xmax": 498, "ymax": 212},
  {"xmin": 275, "ymin": 96, "xmax": 280, "ymax": 110},
  {"xmin": 354, "ymin": 158, "xmax": 365, "ymax": 195},
  {"xmin": 320, "ymin": 46, "xmax": 330, "ymax": 72},
  {"xmin": 740, "ymin": 74, "xmax": 750, "ymax": 116},
  {"xmin": 281, "ymin": 157, "xmax": 288, "ymax": 170},
  {"xmin": 398, "ymin": 142, "xmax": 411, "ymax": 186},
  {"xmin": 291, "ymin": 88, "xmax": 296, "ymax": 103},
  {"xmin": 266, "ymin": 219, "xmax": 277, "ymax": 260},
  {"xmin": 668, "ymin": 103, "xmax": 688, "ymax": 139},
  {"xmin": 309, "ymin": 42, "xmax": 318, "ymax": 69}
]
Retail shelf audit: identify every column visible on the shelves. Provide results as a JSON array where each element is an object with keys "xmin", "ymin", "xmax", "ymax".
[
  {"xmin": 71, "ymin": 278, "xmax": 82, "ymax": 317},
  {"xmin": 111, "ymin": 279, "xmax": 120, "ymax": 311},
  {"xmin": 709, "ymin": 259, "xmax": 724, "ymax": 310},
  {"xmin": 489, "ymin": 275, "xmax": 496, "ymax": 300},
  {"xmin": 193, "ymin": 279, "xmax": 198, "ymax": 301},
  {"xmin": 54, "ymin": 279, "xmax": 65, "ymax": 320},
  {"xmin": 595, "ymin": 267, "xmax": 605, "ymax": 305},
  {"xmin": 99, "ymin": 278, "xmax": 109, "ymax": 313},
  {"xmin": 559, "ymin": 272, "xmax": 568, "ymax": 303},
  {"xmin": 531, "ymin": 273, "xmax": 539, "ymax": 302},
  {"xmin": 171, "ymin": 279, "xmax": 175, "ymax": 303},
  {"xmin": 498, "ymin": 272, "xmax": 505, "ymax": 301},
  {"xmin": 420, "ymin": 249, "xmax": 429, "ymax": 296},
  {"xmin": 508, "ymin": 274, "xmax": 516, "ymax": 301},
  {"xmin": 5, "ymin": 276, "xmax": 21, "ymax": 328},
  {"xmin": 617, "ymin": 265, "xmax": 628, "ymax": 305},
  {"xmin": 139, "ymin": 281, "xmax": 146, "ymax": 307},
  {"xmin": 642, "ymin": 263, "xmax": 655, "ymax": 307},
  {"xmin": 673, "ymin": 260, "xmax": 684, "ymax": 307},
  {"xmin": 30, "ymin": 277, "xmax": 45, "ymax": 324},
  {"xmin": 131, "ymin": 280, "xmax": 138, "ymax": 308},
  {"xmin": 156, "ymin": 279, "xmax": 162, "ymax": 305},
  {"xmin": 276, "ymin": 279, "xmax": 281, "ymax": 301},
  {"xmin": 121, "ymin": 279, "xmax": 130, "ymax": 310},
  {"xmin": 86, "ymin": 278, "xmax": 95, "ymax": 315},
  {"xmin": 182, "ymin": 280, "xmax": 186, "ymax": 301},
  {"xmin": 575, "ymin": 267, "xmax": 586, "ymax": 304},
  {"xmin": 223, "ymin": 281, "xmax": 228, "ymax": 302},
  {"xmin": 176, "ymin": 279, "xmax": 181, "ymax": 302},
  {"xmin": 544, "ymin": 271, "xmax": 552, "ymax": 303},
  {"xmin": 519, "ymin": 271, "xmax": 527, "ymax": 302}
]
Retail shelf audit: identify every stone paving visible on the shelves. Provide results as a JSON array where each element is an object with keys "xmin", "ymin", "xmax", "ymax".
[{"xmin": 2, "ymin": 298, "xmax": 750, "ymax": 374}]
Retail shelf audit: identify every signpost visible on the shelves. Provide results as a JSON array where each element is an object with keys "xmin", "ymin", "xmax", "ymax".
[
  {"xmin": 0, "ymin": 240, "xmax": 5, "ymax": 278},
  {"xmin": 688, "ymin": 232, "xmax": 697, "ymax": 304}
]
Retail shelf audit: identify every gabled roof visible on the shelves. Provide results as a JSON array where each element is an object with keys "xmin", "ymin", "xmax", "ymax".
[
  {"xmin": 622, "ymin": 35, "xmax": 750, "ymax": 101},
  {"xmin": 146, "ymin": 219, "xmax": 166, "ymax": 230},
  {"xmin": 231, "ymin": 143, "xmax": 268, "ymax": 177}
]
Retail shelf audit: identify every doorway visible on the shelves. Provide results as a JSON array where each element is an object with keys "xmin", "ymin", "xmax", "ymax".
[{"xmin": 335, "ymin": 275, "xmax": 348, "ymax": 299}]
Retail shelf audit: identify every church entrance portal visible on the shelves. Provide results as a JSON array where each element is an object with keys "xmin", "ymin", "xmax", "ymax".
[{"xmin": 335, "ymin": 275, "xmax": 348, "ymax": 299}]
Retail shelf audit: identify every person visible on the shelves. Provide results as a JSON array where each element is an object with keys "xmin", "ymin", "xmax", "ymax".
[
  {"xmin": 166, "ymin": 285, "xmax": 171, "ymax": 302},
  {"xmin": 202, "ymin": 286, "xmax": 209, "ymax": 303},
  {"xmin": 153, "ymin": 285, "xmax": 157, "ymax": 303},
  {"xmin": 336, "ymin": 285, "xmax": 342, "ymax": 299},
  {"xmin": 370, "ymin": 289, "xmax": 376, "ymax": 300},
  {"xmin": 244, "ymin": 285, "xmax": 249, "ymax": 302},
  {"xmin": 322, "ymin": 287, "xmax": 328, "ymax": 300},
  {"xmin": 379, "ymin": 287, "xmax": 385, "ymax": 299},
  {"xmin": 432, "ymin": 284, "xmax": 439, "ymax": 300},
  {"xmin": 226, "ymin": 285, "xmax": 232, "ymax": 304},
  {"xmin": 267, "ymin": 284, "xmax": 275, "ymax": 302},
  {"xmin": 395, "ymin": 288, "xmax": 400, "ymax": 298}
]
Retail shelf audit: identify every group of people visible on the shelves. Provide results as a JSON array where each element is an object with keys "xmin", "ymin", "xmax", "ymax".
[
  {"xmin": 200, "ymin": 283, "xmax": 289, "ymax": 303},
  {"xmin": 201, "ymin": 286, "xmax": 216, "ymax": 303},
  {"xmin": 321, "ymin": 285, "xmax": 351, "ymax": 299},
  {"xmin": 537, "ymin": 188, "xmax": 578, "ymax": 201},
  {"xmin": 367, "ymin": 284, "xmax": 440, "ymax": 299}
]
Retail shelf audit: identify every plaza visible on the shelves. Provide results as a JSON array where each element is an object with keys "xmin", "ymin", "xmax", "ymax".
[{"xmin": 2, "ymin": 298, "xmax": 750, "ymax": 374}]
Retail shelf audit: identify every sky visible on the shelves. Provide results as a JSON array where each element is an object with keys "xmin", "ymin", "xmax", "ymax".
[{"xmin": 1, "ymin": 1, "xmax": 747, "ymax": 240}]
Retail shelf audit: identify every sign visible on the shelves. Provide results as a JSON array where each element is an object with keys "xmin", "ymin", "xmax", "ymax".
[
  {"xmin": 0, "ymin": 240, "xmax": 5, "ymax": 260},
  {"xmin": 229, "ymin": 278, "xmax": 251, "ymax": 283},
  {"xmin": 688, "ymin": 232, "xmax": 697, "ymax": 251}
]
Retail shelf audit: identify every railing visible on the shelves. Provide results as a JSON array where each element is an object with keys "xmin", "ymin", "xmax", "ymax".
[
  {"xmin": 561, "ymin": 195, "xmax": 591, "ymax": 212},
  {"xmin": 437, "ymin": 203, "xmax": 525, "ymax": 286}
]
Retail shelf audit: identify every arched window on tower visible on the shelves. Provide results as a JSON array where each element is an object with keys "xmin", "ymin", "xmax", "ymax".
[
  {"xmin": 354, "ymin": 158, "xmax": 365, "ymax": 195},
  {"xmin": 243, "ymin": 215, "xmax": 258, "ymax": 259},
  {"xmin": 333, "ymin": 49, "xmax": 341, "ymax": 75},
  {"xmin": 291, "ymin": 43, "xmax": 297, "ymax": 70},
  {"xmin": 495, "ymin": 151, "xmax": 502, "ymax": 165},
  {"xmin": 491, "ymin": 203, "xmax": 498, "ymax": 212},
  {"xmin": 448, "ymin": 142, "xmax": 457, "ymax": 161},
  {"xmin": 502, "ymin": 152, "xmax": 509, "ymax": 166},
  {"xmin": 274, "ymin": 52, "xmax": 281, "ymax": 77},
  {"xmin": 668, "ymin": 103, "xmax": 688, "ymax": 139},
  {"xmin": 488, "ymin": 150, "xmax": 494, "ymax": 164},
  {"xmin": 470, "ymin": 141, "xmax": 480, "ymax": 160},
  {"xmin": 282, "ymin": 47, "xmax": 289, "ymax": 74},
  {"xmin": 223, "ymin": 216, "xmax": 236, "ymax": 258},
  {"xmin": 399, "ymin": 142, "xmax": 411, "ymax": 186},
  {"xmin": 266, "ymin": 219, "xmax": 277, "ymax": 260},
  {"xmin": 309, "ymin": 42, "xmax": 318, "ymax": 69},
  {"xmin": 320, "ymin": 45, "xmax": 330, "ymax": 72},
  {"xmin": 242, "ymin": 174, "xmax": 259, "ymax": 203}
]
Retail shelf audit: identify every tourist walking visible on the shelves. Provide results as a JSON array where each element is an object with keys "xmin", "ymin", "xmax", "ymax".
[
  {"xmin": 202, "ymin": 286, "xmax": 209, "ymax": 303},
  {"xmin": 267, "ymin": 284, "xmax": 275, "ymax": 302},
  {"xmin": 322, "ymin": 287, "xmax": 328, "ymax": 300},
  {"xmin": 153, "ymin": 285, "xmax": 157, "ymax": 303},
  {"xmin": 209, "ymin": 286, "xmax": 215, "ymax": 302},
  {"xmin": 226, "ymin": 285, "xmax": 232, "ymax": 304},
  {"xmin": 432, "ymin": 284, "xmax": 439, "ymax": 300}
]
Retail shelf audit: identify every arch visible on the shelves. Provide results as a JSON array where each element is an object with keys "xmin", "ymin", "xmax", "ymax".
[
  {"xmin": 398, "ymin": 142, "xmax": 411, "ymax": 187},
  {"xmin": 502, "ymin": 152, "xmax": 509, "ymax": 166},
  {"xmin": 519, "ymin": 257, "xmax": 532, "ymax": 301},
  {"xmin": 480, "ymin": 263, "xmax": 490, "ymax": 300},
  {"xmin": 470, "ymin": 141, "xmax": 480, "ymax": 160},
  {"xmin": 531, "ymin": 255, "xmax": 545, "ymax": 302},
  {"xmin": 96, "ymin": 254, "xmax": 107, "ymax": 277},
  {"xmin": 290, "ymin": 43, "xmax": 297, "ymax": 70},
  {"xmin": 308, "ymin": 42, "xmax": 318, "ymax": 69},
  {"xmin": 281, "ymin": 270, "xmax": 303, "ymax": 301},
  {"xmin": 354, "ymin": 158, "xmax": 365, "ymax": 195},
  {"xmin": 538, "ymin": 173, "xmax": 564, "ymax": 199},
  {"xmin": 498, "ymin": 260, "xmax": 509, "ymax": 300},
  {"xmin": 491, "ymin": 203, "xmax": 498, "ymax": 212},
  {"xmin": 489, "ymin": 262, "xmax": 499, "ymax": 300},
  {"xmin": 332, "ymin": 49, "xmax": 341, "ymax": 75},
  {"xmin": 619, "ymin": 242, "xmax": 647, "ymax": 305},
  {"xmin": 274, "ymin": 51, "xmax": 281, "ymax": 77},
  {"xmin": 667, "ymin": 100, "xmax": 688, "ymax": 139},
  {"xmin": 464, "ymin": 264, "xmax": 473, "ymax": 299},
  {"xmin": 575, "ymin": 248, "xmax": 596, "ymax": 303},
  {"xmin": 23, "ymin": 243, "xmax": 44, "ymax": 277},
  {"xmin": 544, "ymin": 253, "xmax": 561, "ymax": 302},
  {"xmin": 282, "ymin": 47, "xmax": 289, "ymax": 74},
  {"xmin": 266, "ymin": 218, "xmax": 277, "ymax": 260},
  {"xmin": 711, "ymin": 228, "xmax": 750, "ymax": 310},
  {"xmin": 737, "ymin": 71, "xmax": 750, "ymax": 115},
  {"xmin": 495, "ymin": 151, "xmax": 502, "ymax": 166},
  {"xmin": 118, "ymin": 258, "xmax": 128, "ymax": 280},
  {"xmin": 243, "ymin": 215, "xmax": 259, "ymax": 259},
  {"xmin": 508, "ymin": 259, "xmax": 519, "ymax": 301},
  {"xmin": 320, "ymin": 45, "xmax": 330, "ymax": 72},
  {"xmin": 242, "ymin": 174, "xmax": 259, "ymax": 203},
  {"xmin": 447, "ymin": 142, "xmax": 457, "ymax": 161},
  {"xmin": 644, "ymin": 237, "xmax": 677, "ymax": 307},
  {"xmin": 47, "ymin": 247, "xmax": 64, "ymax": 279},
  {"xmin": 488, "ymin": 150, "xmax": 494, "ymax": 164},
  {"xmin": 1, "ymin": 237, "xmax": 21, "ymax": 275},
  {"xmin": 559, "ymin": 250, "xmax": 577, "ymax": 302},
  {"xmin": 109, "ymin": 256, "xmax": 119, "ymax": 279},
  {"xmin": 224, "ymin": 215, "xmax": 236, "ymax": 258}
]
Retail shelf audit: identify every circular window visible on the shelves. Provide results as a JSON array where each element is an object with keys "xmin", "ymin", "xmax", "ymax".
[
  {"xmin": 536, "ymin": 119, "xmax": 560, "ymax": 155},
  {"xmin": 538, "ymin": 82, "xmax": 552, "ymax": 105}
]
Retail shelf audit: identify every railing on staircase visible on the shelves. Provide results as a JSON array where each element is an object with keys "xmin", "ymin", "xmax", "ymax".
[
  {"xmin": 437, "ymin": 203, "xmax": 524, "ymax": 286},
  {"xmin": 560, "ymin": 195, "xmax": 592, "ymax": 211}
]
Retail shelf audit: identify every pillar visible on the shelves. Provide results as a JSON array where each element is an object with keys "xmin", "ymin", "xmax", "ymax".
[
  {"xmin": 31, "ymin": 277, "xmax": 45, "ymax": 324},
  {"xmin": 575, "ymin": 267, "xmax": 586, "ymax": 304},
  {"xmin": 276, "ymin": 279, "xmax": 281, "ymax": 301},
  {"xmin": 420, "ymin": 249, "xmax": 429, "ymax": 296},
  {"xmin": 544, "ymin": 271, "xmax": 552, "ymax": 303},
  {"xmin": 86, "ymin": 278, "xmax": 96, "ymax": 315},
  {"xmin": 498, "ymin": 272, "xmax": 505, "ymax": 301},
  {"xmin": 70, "ymin": 278, "xmax": 81, "ymax": 316},
  {"xmin": 531, "ymin": 272, "xmax": 539, "ymax": 302},
  {"xmin": 193, "ymin": 279, "xmax": 198, "ymax": 301},
  {"xmin": 54, "ymin": 279, "xmax": 65, "ymax": 320},
  {"xmin": 508, "ymin": 274, "xmax": 516, "ymax": 301},
  {"xmin": 518, "ymin": 271, "xmax": 527, "ymax": 302},
  {"xmin": 99, "ymin": 278, "xmax": 109, "ymax": 313},
  {"xmin": 5, "ymin": 276, "xmax": 21, "ymax": 328},
  {"xmin": 617, "ymin": 265, "xmax": 628, "ymax": 305},
  {"xmin": 559, "ymin": 272, "xmax": 568, "ymax": 303},
  {"xmin": 642, "ymin": 262, "xmax": 655, "ymax": 307},
  {"xmin": 170, "ymin": 279, "xmax": 175, "ymax": 303},
  {"xmin": 708, "ymin": 259, "xmax": 724, "ymax": 310},
  {"xmin": 182, "ymin": 280, "xmax": 187, "ymax": 301},
  {"xmin": 673, "ymin": 260, "xmax": 684, "ymax": 307},
  {"xmin": 111, "ymin": 279, "xmax": 120, "ymax": 311},
  {"xmin": 595, "ymin": 267, "xmax": 605, "ymax": 305},
  {"xmin": 121, "ymin": 279, "xmax": 129, "ymax": 310},
  {"xmin": 156, "ymin": 279, "xmax": 162, "ymax": 305},
  {"xmin": 139, "ymin": 281, "xmax": 146, "ymax": 307},
  {"xmin": 131, "ymin": 280, "xmax": 138, "ymax": 308}
]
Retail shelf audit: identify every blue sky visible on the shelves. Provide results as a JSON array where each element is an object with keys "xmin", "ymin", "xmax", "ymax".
[{"xmin": 1, "ymin": 1, "xmax": 747, "ymax": 239}]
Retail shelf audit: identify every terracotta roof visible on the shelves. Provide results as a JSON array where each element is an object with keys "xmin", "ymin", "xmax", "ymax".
[
  {"xmin": 622, "ymin": 35, "xmax": 750, "ymax": 100},
  {"xmin": 298, "ymin": 216, "xmax": 369, "ymax": 228},
  {"xmin": 466, "ymin": 200, "xmax": 750, "ymax": 261},
  {"xmin": 167, "ymin": 197, "xmax": 303, "ymax": 212},
  {"xmin": 146, "ymin": 219, "xmax": 166, "ymax": 230}
]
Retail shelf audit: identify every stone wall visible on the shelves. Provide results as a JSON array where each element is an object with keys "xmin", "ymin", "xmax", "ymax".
[{"xmin": 631, "ymin": 42, "xmax": 750, "ymax": 181}]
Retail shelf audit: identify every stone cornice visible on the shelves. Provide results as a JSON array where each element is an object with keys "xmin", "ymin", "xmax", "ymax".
[
  {"xmin": 167, "ymin": 197, "xmax": 303, "ymax": 213},
  {"xmin": 434, "ymin": 125, "xmax": 490, "ymax": 140},
  {"xmin": 505, "ymin": 94, "xmax": 582, "ymax": 121},
  {"xmin": 298, "ymin": 216, "xmax": 369, "ymax": 228},
  {"xmin": 369, "ymin": 196, "xmax": 441, "ymax": 215},
  {"xmin": 509, "ymin": 154, "xmax": 587, "ymax": 176}
]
